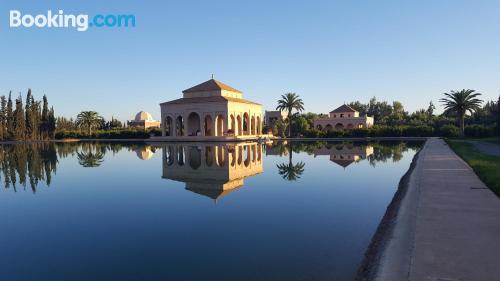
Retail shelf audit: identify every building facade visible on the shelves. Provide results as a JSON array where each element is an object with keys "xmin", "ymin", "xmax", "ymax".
[
  {"xmin": 159, "ymin": 79, "xmax": 264, "ymax": 140},
  {"xmin": 128, "ymin": 111, "xmax": 161, "ymax": 129},
  {"xmin": 264, "ymin": 110, "xmax": 287, "ymax": 126},
  {"xmin": 313, "ymin": 104, "xmax": 374, "ymax": 130}
]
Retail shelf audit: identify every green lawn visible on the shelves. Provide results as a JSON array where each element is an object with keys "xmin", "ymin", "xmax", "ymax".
[{"xmin": 447, "ymin": 140, "xmax": 500, "ymax": 196}]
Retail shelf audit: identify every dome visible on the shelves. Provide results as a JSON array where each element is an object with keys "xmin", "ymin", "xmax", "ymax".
[
  {"xmin": 135, "ymin": 147, "xmax": 155, "ymax": 160},
  {"xmin": 135, "ymin": 111, "xmax": 154, "ymax": 121}
]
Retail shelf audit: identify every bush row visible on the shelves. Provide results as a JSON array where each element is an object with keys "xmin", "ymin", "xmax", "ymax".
[
  {"xmin": 303, "ymin": 124, "xmax": 495, "ymax": 138},
  {"xmin": 55, "ymin": 128, "xmax": 162, "ymax": 139}
]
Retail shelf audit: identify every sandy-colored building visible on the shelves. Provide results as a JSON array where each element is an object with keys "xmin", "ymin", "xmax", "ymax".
[
  {"xmin": 128, "ymin": 111, "xmax": 161, "ymax": 129},
  {"xmin": 160, "ymin": 143, "xmax": 263, "ymax": 201},
  {"xmin": 314, "ymin": 143, "xmax": 374, "ymax": 168},
  {"xmin": 158, "ymin": 79, "xmax": 265, "ymax": 141},
  {"xmin": 264, "ymin": 110, "xmax": 287, "ymax": 125},
  {"xmin": 314, "ymin": 104, "xmax": 374, "ymax": 130}
]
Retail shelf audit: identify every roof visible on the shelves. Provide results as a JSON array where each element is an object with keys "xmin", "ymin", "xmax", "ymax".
[
  {"xmin": 135, "ymin": 111, "xmax": 154, "ymax": 121},
  {"xmin": 330, "ymin": 159, "xmax": 354, "ymax": 168},
  {"xmin": 182, "ymin": 79, "xmax": 242, "ymax": 94},
  {"xmin": 160, "ymin": 96, "xmax": 261, "ymax": 106},
  {"xmin": 330, "ymin": 104, "xmax": 357, "ymax": 113}
]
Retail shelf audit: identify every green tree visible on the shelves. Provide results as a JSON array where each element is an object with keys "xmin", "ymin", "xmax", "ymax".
[
  {"xmin": 440, "ymin": 89, "xmax": 483, "ymax": 137},
  {"xmin": 48, "ymin": 107, "xmax": 56, "ymax": 138},
  {"xmin": 496, "ymin": 94, "xmax": 500, "ymax": 136},
  {"xmin": 276, "ymin": 143, "xmax": 305, "ymax": 181},
  {"xmin": 0, "ymin": 96, "xmax": 6, "ymax": 140},
  {"xmin": 76, "ymin": 111, "xmax": 103, "ymax": 135},
  {"xmin": 276, "ymin": 92, "xmax": 304, "ymax": 137},
  {"xmin": 6, "ymin": 92, "xmax": 14, "ymax": 140},
  {"xmin": 40, "ymin": 95, "xmax": 49, "ymax": 139},
  {"xmin": 13, "ymin": 94, "xmax": 26, "ymax": 140}
]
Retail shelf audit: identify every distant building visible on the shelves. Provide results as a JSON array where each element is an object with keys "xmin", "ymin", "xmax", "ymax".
[
  {"xmin": 264, "ymin": 110, "xmax": 287, "ymax": 125},
  {"xmin": 314, "ymin": 143, "xmax": 374, "ymax": 168},
  {"xmin": 314, "ymin": 104, "xmax": 374, "ymax": 130},
  {"xmin": 128, "ymin": 111, "xmax": 161, "ymax": 129},
  {"xmin": 159, "ymin": 79, "xmax": 264, "ymax": 140}
]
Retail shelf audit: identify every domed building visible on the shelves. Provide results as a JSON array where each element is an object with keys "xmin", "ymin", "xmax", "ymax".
[{"xmin": 127, "ymin": 111, "xmax": 161, "ymax": 129}]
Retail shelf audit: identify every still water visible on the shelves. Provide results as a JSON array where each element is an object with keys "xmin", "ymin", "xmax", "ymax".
[{"xmin": 0, "ymin": 141, "xmax": 421, "ymax": 281}]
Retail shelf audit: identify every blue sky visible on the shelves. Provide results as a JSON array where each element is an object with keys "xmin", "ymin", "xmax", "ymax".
[{"xmin": 1, "ymin": 0, "xmax": 499, "ymax": 122}]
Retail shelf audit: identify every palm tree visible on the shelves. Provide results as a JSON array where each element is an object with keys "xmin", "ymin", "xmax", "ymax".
[
  {"xmin": 440, "ymin": 89, "xmax": 483, "ymax": 137},
  {"xmin": 77, "ymin": 151, "xmax": 104, "ymax": 167},
  {"xmin": 76, "ymin": 111, "xmax": 103, "ymax": 135},
  {"xmin": 276, "ymin": 93, "xmax": 304, "ymax": 137}
]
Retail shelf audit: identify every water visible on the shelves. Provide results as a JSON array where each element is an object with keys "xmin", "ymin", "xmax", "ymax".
[{"xmin": 0, "ymin": 141, "xmax": 421, "ymax": 281}]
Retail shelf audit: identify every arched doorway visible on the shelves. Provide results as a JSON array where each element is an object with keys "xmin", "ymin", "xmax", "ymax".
[
  {"xmin": 187, "ymin": 112, "xmax": 201, "ymax": 136},
  {"xmin": 230, "ymin": 114, "xmax": 235, "ymax": 135},
  {"xmin": 216, "ymin": 114, "xmax": 225, "ymax": 136},
  {"xmin": 164, "ymin": 116, "xmax": 173, "ymax": 136},
  {"xmin": 176, "ymin": 146, "xmax": 185, "ymax": 165},
  {"xmin": 204, "ymin": 115, "xmax": 213, "ymax": 136},
  {"xmin": 215, "ymin": 145, "xmax": 226, "ymax": 167},
  {"xmin": 205, "ymin": 146, "xmax": 214, "ymax": 166},
  {"xmin": 237, "ymin": 115, "xmax": 242, "ymax": 136},
  {"xmin": 316, "ymin": 124, "xmax": 323, "ymax": 130},
  {"xmin": 347, "ymin": 124, "xmax": 354, "ymax": 129},
  {"xmin": 176, "ymin": 116, "xmax": 184, "ymax": 136},
  {"xmin": 165, "ymin": 146, "xmax": 174, "ymax": 165},
  {"xmin": 324, "ymin": 124, "xmax": 333, "ymax": 131},
  {"xmin": 243, "ymin": 113, "xmax": 249, "ymax": 135},
  {"xmin": 335, "ymin": 123, "xmax": 344, "ymax": 129}
]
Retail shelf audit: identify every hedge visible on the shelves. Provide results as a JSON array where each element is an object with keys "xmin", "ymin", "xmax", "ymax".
[{"xmin": 55, "ymin": 128, "xmax": 161, "ymax": 139}]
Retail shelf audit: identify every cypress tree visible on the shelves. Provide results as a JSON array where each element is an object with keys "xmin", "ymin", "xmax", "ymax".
[
  {"xmin": 497, "ymin": 94, "xmax": 500, "ymax": 136},
  {"xmin": 6, "ymin": 92, "xmax": 14, "ymax": 140},
  {"xmin": 41, "ymin": 95, "xmax": 49, "ymax": 139},
  {"xmin": 48, "ymin": 107, "xmax": 56, "ymax": 139},
  {"xmin": 25, "ymin": 89, "xmax": 34, "ymax": 140},
  {"xmin": 13, "ymin": 94, "xmax": 26, "ymax": 140},
  {"xmin": 0, "ymin": 96, "xmax": 6, "ymax": 140}
]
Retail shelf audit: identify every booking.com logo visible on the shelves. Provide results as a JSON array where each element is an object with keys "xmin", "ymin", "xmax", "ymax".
[{"xmin": 9, "ymin": 10, "xmax": 135, "ymax": 32}]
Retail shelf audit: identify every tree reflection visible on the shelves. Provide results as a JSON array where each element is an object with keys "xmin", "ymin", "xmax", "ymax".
[
  {"xmin": 77, "ymin": 151, "xmax": 104, "ymax": 167},
  {"xmin": 276, "ymin": 142, "xmax": 306, "ymax": 181}
]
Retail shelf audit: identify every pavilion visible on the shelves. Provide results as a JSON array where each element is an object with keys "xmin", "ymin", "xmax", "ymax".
[{"xmin": 157, "ymin": 79, "xmax": 266, "ymax": 141}]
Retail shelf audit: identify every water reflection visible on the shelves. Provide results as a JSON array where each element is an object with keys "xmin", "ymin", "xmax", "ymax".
[
  {"xmin": 160, "ymin": 143, "xmax": 263, "ymax": 200},
  {"xmin": 313, "ymin": 143, "xmax": 374, "ymax": 168}
]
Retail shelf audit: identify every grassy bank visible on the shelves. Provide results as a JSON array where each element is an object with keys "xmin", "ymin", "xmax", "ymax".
[{"xmin": 447, "ymin": 140, "xmax": 500, "ymax": 196}]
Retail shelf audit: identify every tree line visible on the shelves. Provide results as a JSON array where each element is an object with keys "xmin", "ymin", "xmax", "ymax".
[{"xmin": 0, "ymin": 89, "xmax": 56, "ymax": 141}]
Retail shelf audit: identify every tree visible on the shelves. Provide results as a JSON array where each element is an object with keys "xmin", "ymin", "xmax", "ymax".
[
  {"xmin": 48, "ymin": 107, "xmax": 56, "ymax": 138},
  {"xmin": 40, "ymin": 95, "xmax": 49, "ymax": 139},
  {"xmin": 440, "ymin": 89, "xmax": 483, "ymax": 137},
  {"xmin": 276, "ymin": 142, "xmax": 305, "ymax": 181},
  {"xmin": 496, "ymin": 94, "xmax": 500, "ymax": 136},
  {"xmin": 6, "ymin": 93, "xmax": 14, "ymax": 140},
  {"xmin": 0, "ymin": 96, "xmax": 6, "ymax": 140},
  {"xmin": 276, "ymin": 93, "xmax": 304, "ymax": 137},
  {"xmin": 76, "ymin": 111, "xmax": 103, "ymax": 135},
  {"xmin": 13, "ymin": 94, "xmax": 26, "ymax": 140}
]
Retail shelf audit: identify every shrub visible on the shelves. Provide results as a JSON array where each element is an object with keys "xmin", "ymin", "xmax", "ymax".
[
  {"xmin": 403, "ymin": 125, "xmax": 434, "ymax": 137},
  {"xmin": 438, "ymin": 124, "xmax": 460, "ymax": 138},
  {"xmin": 55, "ymin": 129, "xmax": 153, "ymax": 139},
  {"xmin": 464, "ymin": 125, "xmax": 495, "ymax": 138}
]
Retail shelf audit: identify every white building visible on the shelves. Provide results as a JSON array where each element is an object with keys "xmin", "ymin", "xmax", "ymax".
[{"xmin": 314, "ymin": 104, "xmax": 374, "ymax": 130}]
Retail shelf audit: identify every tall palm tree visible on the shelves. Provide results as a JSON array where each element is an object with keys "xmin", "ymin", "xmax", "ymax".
[
  {"xmin": 77, "ymin": 151, "xmax": 104, "ymax": 167},
  {"xmin": 440, "ymin": 89, "xmax": 483, "ymax": 137},
  {"xmin": 76, "ymin": 111, "xmax": 103, "ymax": 135},
  {"xmin": 276, "ymin": 93, "xmax": 304, "ymax": 137}
]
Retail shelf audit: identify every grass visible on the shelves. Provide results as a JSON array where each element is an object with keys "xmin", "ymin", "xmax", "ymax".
[{"xmin": 447, "ymin": 139, "xmax": 500, "ymax": 196}]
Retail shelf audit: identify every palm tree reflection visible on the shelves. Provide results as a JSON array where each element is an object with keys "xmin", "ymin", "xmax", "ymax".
[
  {"xmin": 77, "ymin": 151, "xmax": 104, "ymax": 167},
  {"xmin": 276, "ymin": 142, "xmax": 305, "ymax": 181}
]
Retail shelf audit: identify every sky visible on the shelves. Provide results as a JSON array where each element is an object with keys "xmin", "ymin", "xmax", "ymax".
[{"xmin": 1, "ymin": 0, "xmax": 499, "ymax": 122}]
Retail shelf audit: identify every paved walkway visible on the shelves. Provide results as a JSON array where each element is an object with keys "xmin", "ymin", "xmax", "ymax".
[{"xmin": 375, "ymin": 138, "xmax": 500, "ymax": 281}]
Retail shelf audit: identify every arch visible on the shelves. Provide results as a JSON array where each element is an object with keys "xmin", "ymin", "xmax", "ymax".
[
  {"xmin": 251, "ymin": 116, "xmax": 256, "ymax": 135},
  {"xmin": 237, "ymin": 115, "xmax": 242, "ymax": 136},
  {"xmin": 205, "ymin": 146, "xmax": 214, "ymax": 167},
  {"xmin": 215, "ymin": 114, "xmax": 225, "ymax": 136},
  {"xmin": 358, "ymin": 123, "xmax": 365, "ymax": 128},
  {"xmin": 188, "ymin": 146, "xmax": 201, "ymax": 169},
  {"xmin": 175, "ymin": 116, "xmax": 184, "ymax": 136},
  {"xmin": 230, "ymin": 114, "xmax": 235, "ymax": 135},
  {"xmin": 230, "ymin": 147, "xmax": 236, "ymax": 167},
  {"xmin": 176, "ymin": 146, "xmax": 185, "ymax": 166},
  {"xmin": 187, "ymin": 112, "xmax": 201, "ymax": 136},
  {"xmin": 347, "ymin": 123, "xmax": 354, "ymax": 129},
  {"xmin": 251, "ymin": 145, "xmax": 256, "ymax": 163},
  {"xmin": 257, "ymin": 144, "xmax": 262, "ymax": 162},
  {"xmin": 204, "ymin": 115, "xmax": 213, "ymax": 136},
  {"xmin": 335, "ymin": 123, "xmax": 344, "ymax": 129},
  {"xmin": 324, "ymin": 124, "xmax": 333, "ymax": 131},
  {"xmin": 243, "ymin": 113, "xmax": 249, "ymax": 135},
  {"xmin": 215, "ymin": 145, "xmax": 226, "ymax": 167},
  {"xmin": 237, "ymin": 146, "xmax": 243, "ymax": 165},
  {"xmin": 316, "ymin": 124, "xmax": 323, "ymax": 130},
  {"xmin": 256, "ymin": 116, "xmax": 261, "ymax": 135},
  {"xmin": 164, "ymin": 116, "xmax": 173, "ymax": 136}
]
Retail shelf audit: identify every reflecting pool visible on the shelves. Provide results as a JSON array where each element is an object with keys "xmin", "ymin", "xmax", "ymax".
[{"xmin": 0, "ymin": 141, "xmax": 422, "ymax": 281}]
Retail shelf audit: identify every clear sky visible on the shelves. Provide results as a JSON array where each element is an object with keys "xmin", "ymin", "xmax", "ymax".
[{"xmin": 1, "ymin": 0, "xmax": 499, "ymax": 122}]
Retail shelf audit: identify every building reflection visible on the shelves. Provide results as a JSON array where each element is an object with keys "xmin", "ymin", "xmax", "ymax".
[
  {"xmin": 314, "ymin": 143, "xmax": 374, "ymax": 168},
  {"xmin": 160, "ymin": 143, "xmax": 263, "ymax": 201},
  {"xmin": 135, "ymin": 146, "xmax": 156, "ymax": 160}
]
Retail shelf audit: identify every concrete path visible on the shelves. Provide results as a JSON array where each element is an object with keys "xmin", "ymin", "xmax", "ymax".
[{"xmin": 375, "ymin": 138, "xmax": 500, "ymax": 281}]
